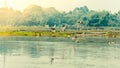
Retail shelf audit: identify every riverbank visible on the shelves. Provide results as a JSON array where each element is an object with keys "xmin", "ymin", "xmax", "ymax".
[{"xmin": 0, "ymin": 30, "xmax": 120, "ymax": 38}]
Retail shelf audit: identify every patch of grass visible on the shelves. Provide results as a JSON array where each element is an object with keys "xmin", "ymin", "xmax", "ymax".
[
  {"xmin": 0, "ymin": 30, "xmax": 120, "ymax": 38},
  {"xmin": 106, "ymin": 31, "xmax": 120, "ymax": 38}
]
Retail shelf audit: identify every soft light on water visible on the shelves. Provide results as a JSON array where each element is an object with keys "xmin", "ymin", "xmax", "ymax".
[{"xmin": 0, "ymin": 36, "xmax": 120, "ymax": 68}]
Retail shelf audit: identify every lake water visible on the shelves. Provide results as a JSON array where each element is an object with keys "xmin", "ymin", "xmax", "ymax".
[{"xmin": 0, "ymin": 36, "xmax": 120, "ymax": 68}]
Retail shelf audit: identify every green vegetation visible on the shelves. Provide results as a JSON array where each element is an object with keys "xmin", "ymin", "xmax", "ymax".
[
  {"xmin": 106, "ymin": 31, "xmax": 120, "ymax": 38},
  {"xmin": 0, "ymin": 5, "xmax": 120, "ymax": 38},
  {"xmin": 0, "ymin": 31, "xmax": 71, "ymax": 37},
  {"xmin": 0, "ymin": 5, "xmax": 120, "ymax": 27},
  {"xmin": 0, "ymin": 28, "xmax": 119, "ymax": 38}
]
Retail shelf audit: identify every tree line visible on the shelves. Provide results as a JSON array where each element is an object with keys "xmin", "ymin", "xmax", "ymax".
[{"xmin": 0, "ymin": 5, "xmax": 120, "ymax": 28}]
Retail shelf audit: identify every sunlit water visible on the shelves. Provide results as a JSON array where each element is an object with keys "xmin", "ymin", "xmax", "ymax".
[{"xmin": 0, "ymin": 36, "xmax": 120, "ymax": 68}]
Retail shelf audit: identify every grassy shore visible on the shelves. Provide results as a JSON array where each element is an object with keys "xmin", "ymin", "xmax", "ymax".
[
  {"xmin": 0, "ymin": 26, "xmax": 120, "ymax": 38},
  {"xmin": 0, "ymin": 30, "xmax": 120, "ymax": 38},
  {"xmin": 0, "ymin": 31, "xmax": 71, "ymax": 37}
]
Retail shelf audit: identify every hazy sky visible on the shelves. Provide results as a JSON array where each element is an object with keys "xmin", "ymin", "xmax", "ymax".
[{"xmin": 0, "ymin": 0, "xmax": 120, "ymax": 13}]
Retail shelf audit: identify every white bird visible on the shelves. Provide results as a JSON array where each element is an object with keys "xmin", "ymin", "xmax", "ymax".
[{"xmin": 108, "ymin": 41, "xmax": 116, "ymax": 45}]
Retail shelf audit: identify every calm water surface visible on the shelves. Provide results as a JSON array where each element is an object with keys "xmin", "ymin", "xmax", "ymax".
[{"xmin": 0, "ymin": 36, "xmax": 120, "ymax": 68}]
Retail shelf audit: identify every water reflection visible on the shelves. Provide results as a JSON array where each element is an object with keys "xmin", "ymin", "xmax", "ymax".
[{"xmin": 0, "ymin": 37, "xmax": 120, "ymax": 68}]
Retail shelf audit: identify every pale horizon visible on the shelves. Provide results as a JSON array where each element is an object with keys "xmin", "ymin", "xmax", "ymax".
[{"xmin": 0, "ymin": 0, "xmax": 120, "ymax": 13}]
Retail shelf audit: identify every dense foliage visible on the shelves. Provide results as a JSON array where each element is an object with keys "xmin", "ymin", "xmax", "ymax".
[{"xmin": 0, "ymin": 5, "xmax": 120, "ymax": 28}]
